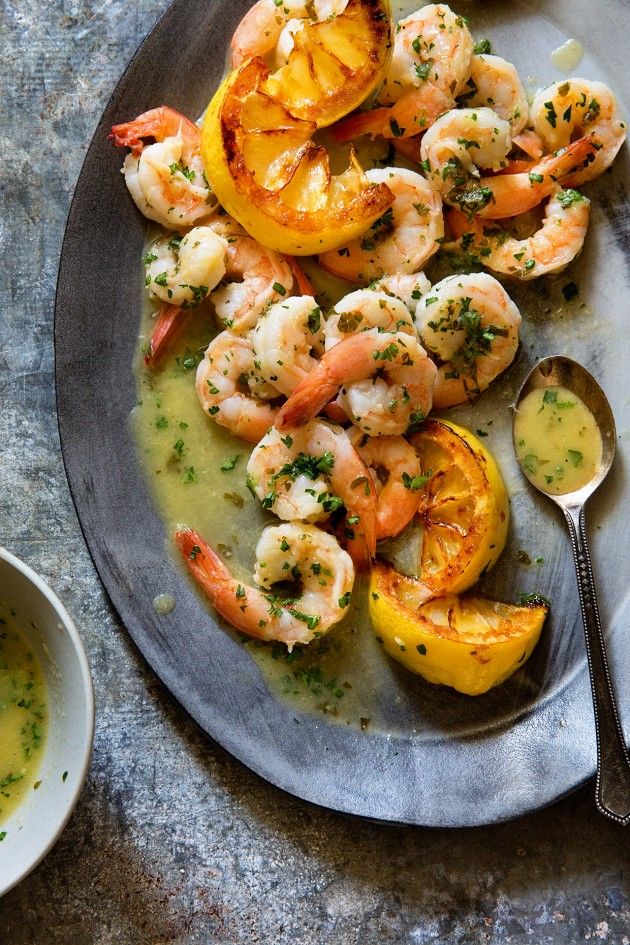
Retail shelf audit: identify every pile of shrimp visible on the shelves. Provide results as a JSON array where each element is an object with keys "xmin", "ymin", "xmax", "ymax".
[{"xmin": 110, "ymin": 2, "xmax": 626, "ymax": 649}]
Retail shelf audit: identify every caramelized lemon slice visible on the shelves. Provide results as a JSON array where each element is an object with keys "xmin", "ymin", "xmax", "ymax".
[
  {"xmin": 202, "ymin": 58, "xmax": 394, "ymax": 254},
  {"xmin": 369, "ymin": 562, "xmax": 548, "ymax": 695},
  {"xmin": 263, "ymin": 0, "xmax": 393, "ymax": 128},
  {"xmin": 409, "ymin": 419, "xmax": 509, "ymax": 596}
]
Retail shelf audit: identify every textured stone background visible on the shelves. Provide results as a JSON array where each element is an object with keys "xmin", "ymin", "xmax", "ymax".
[{"xmin": 0, "ymin": 1, "xmax": 629, "ymax": 942}]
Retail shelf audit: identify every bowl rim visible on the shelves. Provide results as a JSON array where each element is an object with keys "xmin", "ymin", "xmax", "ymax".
[{"xmin": 0, "ymin": 546, "xmax": 95, "ymax": 898}]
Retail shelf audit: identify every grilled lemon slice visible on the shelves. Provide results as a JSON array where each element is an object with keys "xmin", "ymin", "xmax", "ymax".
[
  {"xmin": 263, "ymin": 0, "xmax": 393, "ymax": 128},
  {"xmin": 202, "ymin": 58, "xmax": 394, "ymax": 254},
  {"xmin": 409, "ymin": 419, "xmax": 509, "ymax": 596},
  {"xmin": 369, "ymin": 562, "xmax": 548, "ymax": 695}
]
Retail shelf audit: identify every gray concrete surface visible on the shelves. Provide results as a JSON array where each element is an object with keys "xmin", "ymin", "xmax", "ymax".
[{"xmin": 0, "ymin": 1, "xmax": 628, "ymax": 942}]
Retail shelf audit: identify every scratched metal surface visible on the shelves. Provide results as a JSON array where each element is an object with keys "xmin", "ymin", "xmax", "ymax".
[{"xmin": 0, "ymin": 0, "xmax": 629, "ymax": 942}]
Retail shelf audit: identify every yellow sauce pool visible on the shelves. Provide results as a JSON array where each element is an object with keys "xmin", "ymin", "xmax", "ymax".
[
  {"xmin": 132, "ymin": 298, "xmax": 389, "ymax": 726},
  {"xmin": 514, "ymin": 386, "xmax": 602, "ymax": 495},
  {"xmin": 0, "ymin": 604, "xmax": 48, "ymax": 825}
]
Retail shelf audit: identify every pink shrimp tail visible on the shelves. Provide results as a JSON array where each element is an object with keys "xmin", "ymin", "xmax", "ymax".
[
  {"xmin": 393, "ymin": 136, "xmax": 423, "ymax": 164},
  {"xmin": 145, "ymin": 303, "xmax": 185, "ymax": 367},
  {"xmin": 478, "ymin": 135, "xmax": 597, "ymax": 219},
  {"xmin": 331, "ymin": 106, "xmax": 394, "ymax": 142},
  {"xmin": 345, "ymin": 482, "xmax": 377, "ymax": 571},
  {"xmin": 110, "ymin": 106, "xmax": 200, "ymax": 156},
  {"xmin": 175, "ymin": 528, "xmax": 233, "ymax": 605},
  {"xmin": 493, "ymin": 158, "xmax": 536, "ymax": 176},
  {"xmin": 445, "ymin": 207, "xmax": 475, "ymax": 240},
  {"xmin": 332, "ymin": 88, "xmax": 450, "ymax": 142},
  {"xmin": 562, "ymin": 133, "xmax": 604, "ymax": 188},
  {"xmin": 325, "ymin": 399, "xmax": 350, "ymax": 425},
  {"xmin": 276, "ymin": 367, "xmax": 339, "ymax": 429},
  {"xmin": 537, "ymin": 135, "xmax": 597, "ymax": 179},
  {"xmin": 345, "ymin": 529, "xmax": 376, "ymax": 571},
  {"xmin": 512, "ymin": 129, "xmax": 544, "ymax": 159},
  {"xmin": 285, "ymin": 255, "xmax": 315, "ymax": 295}
]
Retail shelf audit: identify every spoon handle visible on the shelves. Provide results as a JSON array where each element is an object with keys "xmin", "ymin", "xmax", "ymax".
[{"xmin": 564, "ymin": 504, "xmax": 630, "ymax": 824}]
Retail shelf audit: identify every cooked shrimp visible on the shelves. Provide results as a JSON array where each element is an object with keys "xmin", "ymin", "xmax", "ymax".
[
  {"xmin": 318, "ymin": 304, "xmax": 413, "ymax": 421},
  {"xmin": 380, "ymin": 4, "xmax": 473, "ymax": 105},
  {"xmin": 445, "ymin": 136, "xmax": 597, "ymax": 219},
  {"xmin": 530, "ymin": 78, "xmax": 627, "ymax": 185},
  {"xmin": 348, "ymin": 429, "xmax": 423, "ymax": 539},
  {"xmin": 420, "ymin": 107, "xmax": 513, "ymax": 194},
  {"xmin": 371, "ymin": 273, "xmax": 432, "ymax": 315},
  {"xmin": 460, "ymin": 54, "xmax": 529, "ymax": 134},
  {"xmin": 230, "ymin": 0, "xmax": 348, "ymax": 68},
  {"xmin": 445, "ymin": 188, "xmax": 591, "ymax": 280},
  {"xmin": 110, "ymin": 106, "xmax": 217, "ymax": 229},
  {"xmin": 331, "ymin": 2, "xmax": 472, "ymax": 141},
  {"xmin": 207, "ymin": 215, "xmax": 294, "ymax": 331},
  {"xmin": 319, "ymin": 168, "xmax": 443, "ymax": 281},
  {"xmin": 277, "ymin": 330, "xmax": 437, "ymax": 436},
  {"xmin": 415, "ymin": 273, "xmax": 521, "ymax": 408},
  {"xmin": 176, "ymin": 524, "xmax": 354, "ymax": 648},
  {"xmin": 247, "ymin": 420, "xmax": 377, "ymax": 567},
  {"xmin": 324, "ymin": 288, "xmax": 415, "ymax": 350},
  {"xmin": 144, "ymin": 227, "xmax": 228, "ymax": 307},
  {"xmin": 332, "ymin": 84, "xmax": 453, "ymax": 142},
  {"xmin": 196, "ymin": 330, "xmax": 280, "ymax": 442},
  {"xmin": 252, "ymin": 295, "xmax": 324, "ymax": 396}
]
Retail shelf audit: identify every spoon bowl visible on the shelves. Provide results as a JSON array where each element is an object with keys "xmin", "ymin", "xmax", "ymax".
[
  {"xmin": 513, "ymin": 357, "xmax": 630, "ymax": 825},
  {"xmin": 513, "ymin": 356, "xmax": 616, "ymax": 506}
]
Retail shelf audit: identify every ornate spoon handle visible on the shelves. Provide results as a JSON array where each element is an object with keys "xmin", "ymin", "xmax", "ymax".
[{"xmin": 564, "ymin": 504, "xmax": 630, "ymax": 824}]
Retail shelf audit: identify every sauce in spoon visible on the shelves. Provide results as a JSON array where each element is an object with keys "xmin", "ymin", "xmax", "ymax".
[{"xmin": 513, "ymin": 385, "xmax": 603, "ymax": 495}]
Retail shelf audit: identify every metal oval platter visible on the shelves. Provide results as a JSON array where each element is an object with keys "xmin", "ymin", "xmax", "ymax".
[{"xmin": 55, "ymin": 0, "xmax": 630, "ymax": 826}]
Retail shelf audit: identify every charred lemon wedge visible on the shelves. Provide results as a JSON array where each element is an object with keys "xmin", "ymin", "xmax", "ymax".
[
  {"xmin": 369, "ymin": 562, "xmax": 548, "ymax": 695},
  {"xmin": 263, "ymin": 0, "xmax": 393, "ymax": 128},
  {"xmin": 202, "ymin": 58, "xmax": 394, "ymax": 255},
  {"xmin": 409, "ymin": 419, "xmax": 509, "ymax": 596}
]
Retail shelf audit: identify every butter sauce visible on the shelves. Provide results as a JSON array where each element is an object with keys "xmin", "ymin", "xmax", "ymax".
[
  {"xmin": 514, "ymin": 386, "xmax": 602, "ymax": 495},
  {"xmin": 0, "ymin": 604, "xmax": 48, "ymax": 825},
  {"xmin": 550, "ymin": 38, "xmax": 584, "ymax": 73}
]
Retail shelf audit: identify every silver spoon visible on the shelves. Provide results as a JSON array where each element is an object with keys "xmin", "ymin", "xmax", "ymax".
[{"xmin": 513, "ymin": 356, "xmax": 630, "ymax": 824}]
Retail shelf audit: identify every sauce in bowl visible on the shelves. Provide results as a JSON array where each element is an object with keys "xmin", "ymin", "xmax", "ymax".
[
  {"xmin": 513, "ymin": 385, "xmax": 603, "ymax": 495},
  {"xmin": 0, "ymin": 604, "xmax": 48, "ymax": 824}
]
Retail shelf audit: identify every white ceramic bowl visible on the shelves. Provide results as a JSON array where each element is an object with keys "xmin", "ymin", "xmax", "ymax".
[{"xmin": 0, "ymin": 548, "xmax": 94, "ymax": 897}]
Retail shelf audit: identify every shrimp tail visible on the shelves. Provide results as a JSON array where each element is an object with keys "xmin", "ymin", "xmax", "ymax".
[
  {"xmin": 477, "ymin": 135, "xmax": 598, "ymax": 219},
  {"xmin": 145, "ymin": 303, "xmax": 185, "ymax": 367},
  {"xmin": 445, "ymin": 206, "xmax": 478, "ymax": 240},
  {"xmin": 332, "ymin": 88, "xmax": 451, "ymax": 142},
  {"xmin": 175, "ymin": 528, "xmax": 234, "ymax": 603},
  {"xmin": 110, "ymin": 107, "xmax": 170, "ymax": 155},
  {"xmin": 175, "ymin": 528, "xmax": 265, "ymax": 636},
  {"xmin": 276, "ymin": 367, "xmax": 338, "ymax": 429},
  {"xmin": 393, "ymin": 136, "xmax": 422, "ymax": 164},
  {"xmin": 110, "ymin": 106, "xmax": 200, "ymax": 155},
  {"xmin": 512, "ymin": 129, "xmax": 544, "ymax": 159},
  {"xmin": 344, "ymin": 508, "xmax": 377, "ymax": 571},
  {"xmin": 331, "ymin": 106, "xmax": 394, "ymax": 142},
  {"xmin": 562, "ymin": 132, "xmax": 608, "ymax": 188},
  {"xmin": 284, "ymin": 256, "xmax": 315, "ymax": 295},
  {"xmin": 324, "ymin": 398, "xmax": 350, "ymax": 425},
  {"xmin": 541, "ymin": 135, "xmax": 598, "ymax": 180}
]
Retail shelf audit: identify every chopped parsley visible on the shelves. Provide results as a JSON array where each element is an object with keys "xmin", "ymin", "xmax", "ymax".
[
  {"xmin": 220, "ymin": 454, "xmax": 241, "ymax": 472},
  {"xmin": 402, "ymin": 470, "xmax": 432, "ymax": 490}
]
